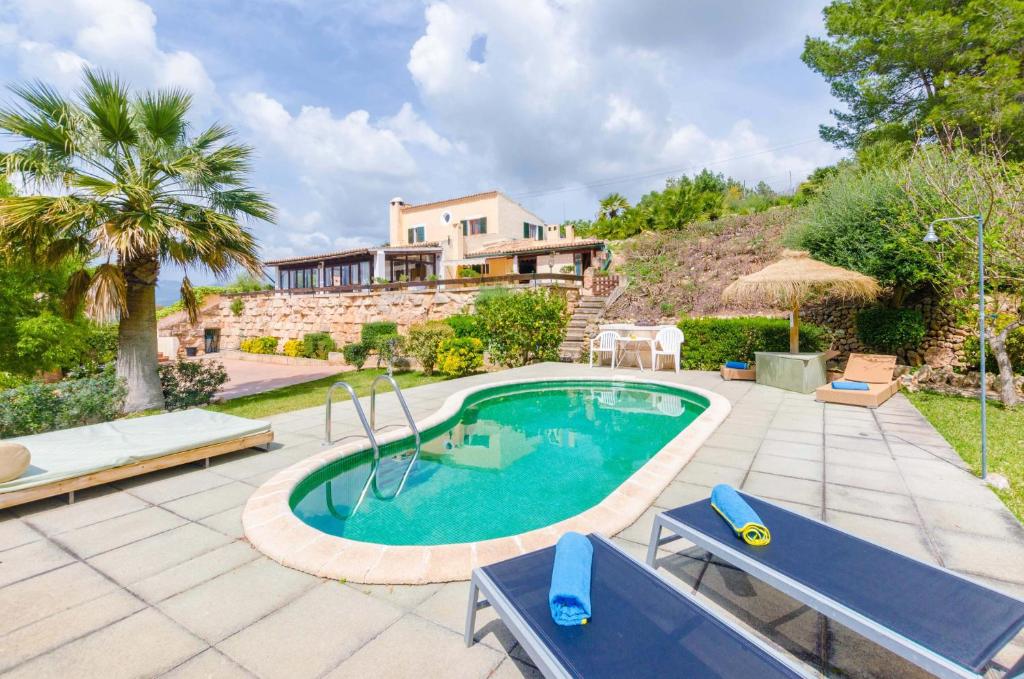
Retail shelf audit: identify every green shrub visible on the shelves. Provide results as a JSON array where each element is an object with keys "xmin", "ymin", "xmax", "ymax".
[
  {"xmin": 962, "ymin": 317, "xmax": 1024, "ymax": 374},
  {"xmin": 240, "ymin": 336, "xmax": 278, "ymax": 354},
  {"xmin": 282, "ymin": 339, "xmax": 304, "ymax": 357},
  {"xmin": 301, "ymin": 332, "xmax": 336, "ymax": 360},
  {"xmin": 855, "ymin": 307, "xmax": 926, "ymax": 351},
  {"xmin": 405, "ymin": 321, "xmax": 454, "ymax": 375},
  {"xmin": 373, "ymin": 334, "xmax": 404, "ymax": 368},
  {"xmin": 437, "ymin": 337, "xmax": 484, "ymax": 377},
  {"xmin": 677, "ymin": 317, "xmax": 829, "ymax": 370},
  {"xmin": 342, "ymin": 342, "xmax": 369, "ymax": 370},
  {"xmin": 159, "ymin": 360, "xmax": 228, "ymax": 410},
  {"xmin": 445, "ymin": 314, "xmax": 480, "ymax": 339},
  {"xmin": 361, "ymin": 322, "xmax": 398, "ymax": 348},
  {"xmin": 475, "ymin": 289, "xmax": 568, "ymax": 367},
  {"xmin": 458, "ymin": 267, "xmax": 482, "ymax": 278},
  {"xmin": 0, "ymin": 367, "xmax": 127, "ymax": 437},
  {"xmin": 230, "ymin": 298, "xmax": 245, "ymax": 316}
]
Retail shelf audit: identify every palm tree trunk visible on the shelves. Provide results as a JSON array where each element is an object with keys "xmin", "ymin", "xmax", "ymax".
[{"xmin": 118, "ymin": 257, "xmax": 165, "ymax": 412}]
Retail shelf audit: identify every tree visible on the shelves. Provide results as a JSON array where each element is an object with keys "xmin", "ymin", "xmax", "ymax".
[
  {"xmin": 803, "ymin": 0, "xmax": 1024, "ymax": 156},
  {"xmin": 904, "ymin": 142, "xmax": 1024, "ymax": 406},
  {"xmin": 0, "ymin": 70, "xmax": 273, "ymax": 410},
  {"xmin": 596, "ymin": 193, "xmax": 630, "ymax": 221}
]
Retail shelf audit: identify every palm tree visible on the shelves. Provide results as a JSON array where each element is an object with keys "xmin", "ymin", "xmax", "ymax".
[
  {"xmin": 0, "ymin": 70, "xmax": 273, "ymax": 411},
  {"xmin": 596, "ymin": 192, "xmax": 630, "ymax": 221}
]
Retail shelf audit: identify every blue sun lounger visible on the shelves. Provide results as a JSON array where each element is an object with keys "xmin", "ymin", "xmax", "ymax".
[
  {"xmin": 647, "ymin": 494, "xmax": 1024, "ymax": 679},
  {"xmin": 465, "ymin": 533, "xmax": 809, "ymax": 678}
]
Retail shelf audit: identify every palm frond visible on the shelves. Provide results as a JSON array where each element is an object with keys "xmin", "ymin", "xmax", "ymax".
[
  {"xmin": 85, "ymin": 263, "xmax": 127, "ymax": 323},
  {"xmin": 80, "ymin": 69, "xmax": 137, "ymax": 148},
  {"xmin": 135, "ymin": 89, "xmax": 191, "ymax": 146},
  {"xmin": 191, "ymin": 122, "xmax": 234, "ymax": 151},
  {"xmin": 0, "ymin": 80, "xmax": 79, "ymax": 155},
  {"xmin": 63, "ymin": 268, "xmax": 92, "ymax": 317}
]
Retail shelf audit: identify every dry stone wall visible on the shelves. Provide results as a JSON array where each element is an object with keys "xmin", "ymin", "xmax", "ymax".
[{"xmin": 159, "ymin": 285, "xmax": 580, "ymax": 356}]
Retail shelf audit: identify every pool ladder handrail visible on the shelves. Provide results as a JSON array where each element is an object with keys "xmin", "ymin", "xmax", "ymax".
[{"xmin": 322, "ymin": 377, "xmax": 421, "ymax": 517}]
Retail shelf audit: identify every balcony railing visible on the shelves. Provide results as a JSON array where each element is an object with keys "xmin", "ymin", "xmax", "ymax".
[{"xmin": 234, "ymin": 272, "xmax": 585, "ymax": 297}]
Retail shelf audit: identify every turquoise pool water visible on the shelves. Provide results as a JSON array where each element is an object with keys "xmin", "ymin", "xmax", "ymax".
[{"xmin": 290, "ymin": 380, "xmax": 708, "ymax": 545}]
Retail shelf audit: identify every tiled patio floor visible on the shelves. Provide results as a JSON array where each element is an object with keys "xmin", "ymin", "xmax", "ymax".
[{"xmin": 2, "ymin": 363, "xmax": 1022, "ymax": 677}]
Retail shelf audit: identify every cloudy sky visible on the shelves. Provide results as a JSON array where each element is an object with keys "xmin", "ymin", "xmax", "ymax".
[{"xmin": 0, "ymin": 0, "xmax": 846, "ymax": 282}]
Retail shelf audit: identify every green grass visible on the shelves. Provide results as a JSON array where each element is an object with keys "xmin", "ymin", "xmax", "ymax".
[
  {"xmin": 207, "ymin": 368, "xmax": 447, "ymax": 419},
  {"xmin": 906, "ymin": 390, "xmax": 1024, "ymax": 521}
]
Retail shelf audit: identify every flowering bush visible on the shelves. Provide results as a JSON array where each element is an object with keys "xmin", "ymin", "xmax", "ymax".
[
  {"xmin": 240, "ymin": 336, "xmax": 278, "ymax": 354},
  {"xmin": 282, "ymin": 339, "xmax": 304, "ymax": 357},
  {"xmin": 475, "ymin": 289, "xmax": 568, "ymax": 367},
  {"xmin": 405, "ymin": 321, "xmax": 454, "ymax": 375},
  {"xmin": 436, "ymin": 337, "xmax": 484, "ymax": 377}
]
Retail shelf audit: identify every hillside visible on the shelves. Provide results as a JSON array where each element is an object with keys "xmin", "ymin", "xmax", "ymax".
[{"xmin": 606, "ymin": 207, "xmax": 796, "ymax": 321}]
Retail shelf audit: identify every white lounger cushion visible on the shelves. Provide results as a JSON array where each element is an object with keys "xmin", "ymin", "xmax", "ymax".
[{"xmin": 0, "ymin": 409, "xmax": 271, "ymax": 493}]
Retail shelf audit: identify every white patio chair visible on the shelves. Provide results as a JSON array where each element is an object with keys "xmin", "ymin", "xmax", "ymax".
[
  {"xmin": 649, "ymin": 326, "xmax": 684, "ymax": 373},
  {"xmin": 589, "ymin": 330, "xmax": 621, "ymax": 368}
]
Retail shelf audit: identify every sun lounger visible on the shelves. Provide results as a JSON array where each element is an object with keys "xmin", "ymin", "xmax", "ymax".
[
  {"xmin": 465, "ymin": 533, "xmax": 809, "ymax": 678},
  {"xmin": 647, "ymin": 494, "xmax": 1024, "ymax": 679},
  {"xmin": 0, "ymin": 409, "xmax": 272, "ymax": 509},
  {"xmin": 815, "ymin": 352, "xmax": 900, "ymax": 407}
]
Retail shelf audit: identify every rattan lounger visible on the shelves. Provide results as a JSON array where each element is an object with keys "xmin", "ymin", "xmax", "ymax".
[
  {"xmin": 647, "ymin": 494, "xmax": 1024, "ymax": 679},
  {"xmin": 466, "ymin": 533, "xmax": 809, "ymax": 678},
  {"xmin": 0, "ymin": 409, "xmax": 273, "ymax": 509}
]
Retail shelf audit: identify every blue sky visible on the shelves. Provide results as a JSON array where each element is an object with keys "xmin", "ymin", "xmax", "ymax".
[{"xmin": 0, "ymin": 0, "xmax": 846, "ymax": 286}]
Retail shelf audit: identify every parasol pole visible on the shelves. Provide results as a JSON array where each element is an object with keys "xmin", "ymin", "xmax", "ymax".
[{"xmin": 789, "ymin": 297, "xmax": 801, "ymax": 353}]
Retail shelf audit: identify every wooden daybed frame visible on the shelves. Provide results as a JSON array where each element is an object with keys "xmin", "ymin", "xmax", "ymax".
[{"xmin": 0, "ymin": 430, "xmax": 273, "ymax": 510}]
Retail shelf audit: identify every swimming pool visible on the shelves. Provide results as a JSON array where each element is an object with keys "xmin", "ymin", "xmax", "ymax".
[{"xmin": 289, "ymin": 380, "xmax": 709, "ymax": 545}]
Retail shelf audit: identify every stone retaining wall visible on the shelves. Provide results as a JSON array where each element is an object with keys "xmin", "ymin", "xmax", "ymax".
[{"xmin": 159, "ymin": 285, "xmax": 581, "ymax": 356}]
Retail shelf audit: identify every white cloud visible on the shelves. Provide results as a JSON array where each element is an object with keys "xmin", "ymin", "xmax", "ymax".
[
  {"xmin": 384, "ymin": 103, "xmax": 456, "ymax": 155},
  {"xmin": 0, "ymin": 0, "xmax": 215, "ymax": 100}
]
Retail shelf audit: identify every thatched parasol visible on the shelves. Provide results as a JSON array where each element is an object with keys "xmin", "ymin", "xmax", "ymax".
[{"xmin": 722, "ymin": 250, "xmax": 881, "ymax": 353}]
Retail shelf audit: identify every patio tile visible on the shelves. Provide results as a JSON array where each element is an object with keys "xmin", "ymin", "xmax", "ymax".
[
  {"xmin": 414, "ymin": 582, "xmax": 515, "ymax": 652},
  {"xmin": 0, "ymin": 588, "xmax": 145, "ymax": 673},
  {"xmin": 901, "ymin": 475, "xmax": 1005, "ymax": 508},
  {"xmin": 116, "ymin": 467, "xmax": 233, "ymax": 505},
  {"xmin": 885, "ymin": 442, "xmax": 941, "ymax": 460},
  {"xmin": 690, "ymin": 446, "xmax": 756, "ymax": 470},
  {"xmin": 654, "ymin": 481, "xmax": 712, "ymax": 509},
  {"xmin": 218, "ymin": 582, "xmax": 403, "ymax": 679},
  {"xmin": 53, "ymin": 505, "xmax": 187, "ymax": 558},
  {"xmin": 163, "ymin": 649, "xmax": 255, "ymax": 678},
  {"xmin": 675, "ymin": 461, "xmax": 747, "ymax": 488},
  {"xmin": 742, "ymin": 472, "xmax": 822, "ymax": 507},
  {"xmin": 17, "ymin": 490, "xmax": 148, "ymax": 535},
  {"xmin": 3, "ymin": 608, "xmax": 205, "ymax": 679},
  {"xmin": 756, "ymin": 439, "xmax": 824, "ymax": 462},
  {"xmin": 828, "ymin": 621, "xmax": 934, "ymax": 679},
  {"xmin": 825, "ymin": 448, "xmax": 899, "ymax": 473},
  {"xmin": 324, "ymin": 615, "xmax": 503, "ymax": 679},
  {"xmin": 349, "ymin": 582, "xmax": 443, "ymax": 611},
  {"xmin": 750, "ymin": 453, "xmax": 823, "ymax": 482},
  {"xmin": 824, "ymin": 510, "xmax": 937, "ymax": 563},
  {"xmin": 158, "ymin": 557, "xmax": 318, "ymax": 643},
  {"xmin": 0, "ymin": 516, "xmax": 43, "ymax": 551},
  {"xmin": 768, "ymin": 415, "xmax": 824, "ymax": 434},
  {"xmin": 162, "ymin": 481, "xmax": 256, "ymax": 520},
  {"xmin": 894, "ymin": 457, "xmax": 972, "ymax": 482},
  {"xmin": 825, "ymin": 434, "xmax": 890, "ymax": 455},
  {"xmin": 489, "ymin": 656, "xmax": 543, "ymax": 679},
  {"xmin": 824, "ymin": 423, "xmax": 884, "ymax": 440},
  {"xmin": 615, "ymin": 507, "xmax": 662, "ymax": 545},
  {"xmin": 209, "ymin": 451, "xmax": 292, "ymax": 481},
  {"xmin": 0, "ymin": 538, "xmax": 75, "ymax": 587},
  {"xmin": 762, "ymin": 428, "xmax": 824, "ymax": 446},
  {"xmin": 914, "ymin": 498, "xmax": 1024, "ymax": 541},
  {"xmin": 0, "ymin": 563, "xmax": 119, "ymax": 636},
  {"xmin": 87, "ymin": 523, "xmax": 233, "ymax": 586},
  {"xmin": 199, "ymin": 506, "xmax": 246, "ymax": 539},
  {"xmin": 824, "ymin": 484, "xmax": 920, "ymax": 524},
  {"xmin": 129, "ymin": 540, "xmax": 259, "ymax": 603},
  {"xmin": 702, "ymin": 431, "xmax": 762, "ymax": 453},
  {"xmin": 930, "ymin": 529, "xmax": 1024, "ymax": 584},
  {"xmin": 826, "ymin": 465, "xmax": 909, "ymax": 495}
]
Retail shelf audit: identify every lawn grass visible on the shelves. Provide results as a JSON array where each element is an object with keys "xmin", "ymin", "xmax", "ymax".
[
  {"xmin": 906, "ymin": 390, "xmax": 1024, "ymax": 521},
  {"xmin": 207, "ymin": 368, "xmax": 447, "ymax": 419}
]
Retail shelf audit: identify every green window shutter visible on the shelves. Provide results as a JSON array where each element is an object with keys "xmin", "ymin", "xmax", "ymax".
[
  {"xmin": 480, "ymin": 217, "xmax": 487, "ymax": 234},
  {"xmin": 539, "ymin": 226, "xmax": 545, "ymax": 240},
  {"xmin": 407, "ymin": 228, "xmax": 414, "ymax": 244},
  {"xmin": 523, "ymin": 222, "xmax": 530, "ymax": 238},
  {"xmin": 462, "ymin": 220, "xmax": 468, "ymax": 236}
]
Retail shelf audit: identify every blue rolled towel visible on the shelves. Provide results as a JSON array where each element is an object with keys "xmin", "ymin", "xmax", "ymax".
[
  {"xmin": 725, "ymin": 360, "xmax": 749, "ymax": 370},
  {"xmin": 710, "ymin": 484, "xmax": 771, "ymax": 546},
  {"xmin": 832, "ymin": 380, "xmax": 869, "ymax": 391},
  {"xmin": 549, "ymin": 532, "xmax": 593, "ymax": 626}
]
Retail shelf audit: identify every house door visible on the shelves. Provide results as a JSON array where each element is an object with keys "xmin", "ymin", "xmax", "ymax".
[
  {"xmin": 204, "ymin": 328, "xmax": 220, "ymax": 353},
  {"xmin": 518, "ymin": 257, "xmax": 537, "ymax": 274},
  {"xmin": 574, "ymin": 252, "xmax": 592, "ymax": 275}
]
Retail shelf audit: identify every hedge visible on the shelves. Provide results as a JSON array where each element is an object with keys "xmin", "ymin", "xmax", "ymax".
[
  {"xmin": 677, "ymin": 317, "xmax": 829, "ymax": 370},
  {"xmin": 855, "ymin": 307, "xmax": 926, "ymax": 352},
  {"xmin": 0, "ymin": 367, "xmax": 126, "ymax": 437}
]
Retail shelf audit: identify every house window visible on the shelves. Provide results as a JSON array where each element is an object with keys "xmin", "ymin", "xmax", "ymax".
[
  {"xmin": 462, "ymin": 217, "xmax": 487, "ymax": 235},
  {"xmin": 524, "ymin": 222, "xmax": 548, "ymax": 240},
  {"xmin": 407, "ymin": 225, "xmax": 425, "ymax": 244}
]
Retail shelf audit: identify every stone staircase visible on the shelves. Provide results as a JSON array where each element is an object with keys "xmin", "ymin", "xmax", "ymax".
[{"xmin": 558, "ymin": 295, "xmax": 609, "ymax": 362}]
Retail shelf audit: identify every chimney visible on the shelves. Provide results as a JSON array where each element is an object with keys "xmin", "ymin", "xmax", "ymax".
[{"xmin": 389, "ymin": 197, "xmax": 405, "ymax": 245}]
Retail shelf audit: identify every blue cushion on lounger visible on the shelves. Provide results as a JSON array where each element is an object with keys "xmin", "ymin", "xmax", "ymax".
[
  {"xmin": 725, "ymin": 361, "xmax": 750, "ymax": 370},
  {"xmin": 832, "ymin": 381, "xmax": 869, "ymax": 391}
]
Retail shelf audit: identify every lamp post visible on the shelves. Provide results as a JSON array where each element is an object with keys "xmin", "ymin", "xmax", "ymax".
[{"xmin": 923, "ymin": 213, "xmax": 987, "ymax": 480}]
